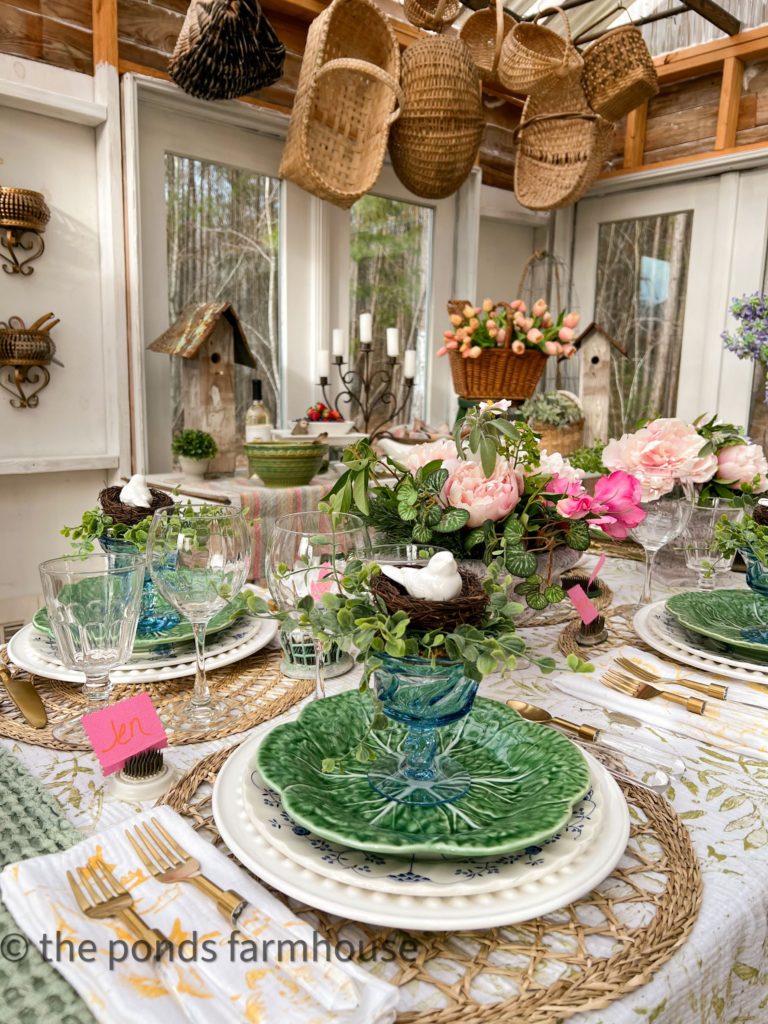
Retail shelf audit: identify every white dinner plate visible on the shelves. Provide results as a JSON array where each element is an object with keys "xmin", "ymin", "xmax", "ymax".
[
  {"xmin": 635, "ymin": 601, "xmax": 768, "ymax": 685},
  {"xmin": 212, "ymin": 724, "xmax": 630, "ymax": 930},
  {"xmin": 270, "ymin": 429, "xmax": 368, "ymax": 448},
  {"xmin": 8, "ymin": 616, "xmax": 278, "ymax": 685}
]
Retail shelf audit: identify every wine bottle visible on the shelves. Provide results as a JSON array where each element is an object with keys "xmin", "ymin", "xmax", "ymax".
[{"xmin": 245, "ymin": 379, "xmax": 272, "ymax": 442}]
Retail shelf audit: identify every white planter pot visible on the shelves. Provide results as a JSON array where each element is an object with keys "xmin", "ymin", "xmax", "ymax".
[{"xmin": 178, "ymin": 456, "xmax": 208, "ymax": 478}]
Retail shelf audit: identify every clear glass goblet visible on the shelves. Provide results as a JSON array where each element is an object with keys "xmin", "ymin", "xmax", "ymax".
[
  {"xmin": 630, "ymin": 481, "xmax": 694, "ymax": 605},
  {"xmin": 147, "ymin": 506, "xmax": 251, "ymax": 733},
  {"xmin": 683, "ymin": 501, "xmax": 743, "ymax": 590},
  {"xmin": 266, "ymin": 512, "xmax": 370, "ymax": 700},
  {"xmin": 39, "ymin": 552, "xmax": 145, "ymax": 745}
]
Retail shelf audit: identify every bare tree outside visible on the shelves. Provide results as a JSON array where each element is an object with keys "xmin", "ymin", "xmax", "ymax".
[{"xmin": 164, "ymin": 153, "xmax": 281, "ymax": 437}]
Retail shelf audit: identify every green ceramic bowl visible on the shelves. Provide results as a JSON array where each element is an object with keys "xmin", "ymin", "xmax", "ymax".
[{"xmin": 244, "ymin": 440, "xmax": 328, "ymax": 487}]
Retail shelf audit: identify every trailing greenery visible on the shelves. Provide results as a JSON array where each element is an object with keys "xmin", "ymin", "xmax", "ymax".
[
  {"xmin": 716, "ymin": 514, "xmax": 768, "ymax": 564},
  {"xmin": 521, "ymin": 391, "xmax": 582, "ymax": 428},
  {"xmin": 567, "ymin": 441, "xmax": 607, "ymax": 475},
  {"xmin": 172, "ymin": 429, "xmax": 218, "ymax": 461}
]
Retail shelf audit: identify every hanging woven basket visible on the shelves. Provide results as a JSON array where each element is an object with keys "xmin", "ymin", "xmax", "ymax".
[
  {"xmin": 448, "ymin": 347, "xmax": 548, "ymax": 401},
  {"xmin": 279, "ymin": 0, "xmax": 401, "ymax": 209},
  {"xmin": 582, "ymin": 25, "xmax": 659, "ymax": 122},
  {"xmin": 388, "ymin": 37, "xmax": 483, "ymax": 201},
  {"xmin": 169, "ymin": 0, "xmax": 285, "ymax": 101},
  {"xmin": 499, "ymin": 6, "xmax": 582, "ymax": 97},
  {"xmin": 459, "ymin": 0, "xmax": 515, "ymax": 87},
  {"xmin": 403, "ymin": 0, "xmax": 461, "ymax": 33}
]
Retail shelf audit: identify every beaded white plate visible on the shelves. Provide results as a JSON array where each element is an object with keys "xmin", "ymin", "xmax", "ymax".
[{"xmin": 213, "ymin": 723, "xmax": 630, "ymax": 930}]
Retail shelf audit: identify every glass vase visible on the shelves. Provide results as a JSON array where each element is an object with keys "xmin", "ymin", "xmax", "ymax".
[
  {"xmin": 368, "ymin": 653, "xmax": 478, "ymax": 808},
  {"xmin": 99, "ymin": 536, "xmax": 180, "ymax": 639}
]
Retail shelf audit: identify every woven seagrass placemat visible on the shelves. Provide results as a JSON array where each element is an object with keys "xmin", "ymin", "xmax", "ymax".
[
  {"xmin": 558, "ymin": 602, "xmax": 653, "ymax": 659},
  {"xmin": 0, "ymin": 647, "xmax": 313, "ymax": 751},
  {"xmin": 162, "ymin": 740, "xmax": 702, "ymax": 1024}
]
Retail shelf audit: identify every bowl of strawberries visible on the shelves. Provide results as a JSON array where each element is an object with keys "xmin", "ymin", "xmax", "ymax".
[{"xmin": 305, "ymin": 402, "xmax": 354, "ymax": 436}]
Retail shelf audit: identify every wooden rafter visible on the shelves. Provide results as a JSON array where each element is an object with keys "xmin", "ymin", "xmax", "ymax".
[{"xmin": 681, "ymin": 0, "xmax": 740, "ymax": 37}]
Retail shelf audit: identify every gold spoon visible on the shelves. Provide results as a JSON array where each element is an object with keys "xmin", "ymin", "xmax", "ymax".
[{"xmin": 506, "ymin": 700, "xmax": 598, "ymax": 740}]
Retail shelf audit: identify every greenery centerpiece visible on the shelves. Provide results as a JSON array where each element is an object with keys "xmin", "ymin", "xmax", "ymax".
[
  {"xmin": 716, "ymin": 511, "xmax": 768, "ymax": 597},
  {"xmin": 172, "ymin": 428, "xmax": 218, "ymax": 477},
  {"xmin": 318, "ymin": 401, "xmax": 645, "ymax": 609}
]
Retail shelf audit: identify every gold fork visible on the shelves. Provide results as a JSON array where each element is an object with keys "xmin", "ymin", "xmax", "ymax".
[
  {"xmin": 126, "ymin": 817, "xmax": 246, "ymax": 925},
  {"xmin": 615, "ymin": 656, "xmax": 729, "ymax": 701},
  {"xmin": 67, "ymin": 857, "xmax": 168, "ymax": 951},
  {"xmin": 603, "ymin": 670, "xmax": 711, "ymax": 716}
]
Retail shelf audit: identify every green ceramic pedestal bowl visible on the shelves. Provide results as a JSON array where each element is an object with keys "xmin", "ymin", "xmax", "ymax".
[{"xmin": 244, "ymin": 440, "xmax": 328, "ymax": 487}]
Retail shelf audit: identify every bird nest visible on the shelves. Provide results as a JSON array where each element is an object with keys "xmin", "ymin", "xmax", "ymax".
[
  {"xmin": 98, "ymin": 485, "xmax": 174, "ymax": 527},
  {"xmin": 371, "ymin": 566, "xmax": 489, "ymax": 632}
]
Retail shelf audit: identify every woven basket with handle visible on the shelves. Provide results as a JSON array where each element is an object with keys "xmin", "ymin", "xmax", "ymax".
[
  {"xmin": 534, "ymin": 419, "xmax": 584, "ymax": 456},
  {"xmin": 499, "ymin": 6, "xmax": 582, "ymax": 96},
  {"xmin": 582, "ymin": 25, "xmax": 659, "ymax": 122},
  {"xmin": 514, "ymin": 77, "xmax": 613, "ymax": 212},
  {"xmin": 388, "ymin": 37, "xmax": 483, "ymax": 201},
  {"xmin": 279, "ymin": 0, "xmax": 401, "ymax": 209},
  {"xmin": 459, "ymin": 0, "xmax": 515, "ymax": 86},
  {"xmin": 403, "ymin": 0, "xmax": 461, "ymax": 32}
]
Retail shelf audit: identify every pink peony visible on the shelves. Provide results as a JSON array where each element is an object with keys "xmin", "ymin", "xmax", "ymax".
[
  {"xmin": 602, "ymin": 418, "xmax": 707, "ymax": 500},
  {"xmin": 717, "ymin": 443, "xmax": 768, "ymax": 492},
  {"xmin": 404, "ymin": 438, "xmax": 460, "ymax": 475},
  {"xmin": 537, "ymin": 450, "xmax": 584, "ymax": 488},
  {"xmin": 556, "ymin": 471, "xmax": 645, "ymax": 539},
  {"xmin": 444, "ymin": 458, "xmax": 522, "ymax": 528}
]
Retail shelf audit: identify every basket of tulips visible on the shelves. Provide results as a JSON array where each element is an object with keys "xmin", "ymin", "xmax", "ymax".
[{"xmin": 439, "ymin": 297, "xmax": 580, "ymax": 401}]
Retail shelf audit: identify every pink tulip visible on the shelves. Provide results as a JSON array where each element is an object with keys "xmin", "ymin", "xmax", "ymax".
[
  {"xmin": 564, "ymin": 312, "xmax": 581, "ymax": 330},
  {"xmin": 509, "ymin": 300, "xmax": 523, "ymax": 311},
  {"xmin": 469, "ymin": 345, "xmax": 482, "ymax": 358},
  {"xmin": 559, "ymin": 327, "xmax": 575, "ymax": 343},
  {"xmin": 511, "ymin": 340, "xmax": 526, "ymax": 355},
  {"xmin": 518, "ymin": 301, "xmax": 528, "ymax": 314},
  {"xmin": 465, "ymin": 325, "xmax": 475, "ymax": 338},
  {"xmin": 469, "ymin": 318, "xmax": 480, "ymax": 330},
  {"xmin": 446, "ymin": 340, "xmax": 459, "ymax": 350},
  {"xmin": 562, "ymin": 344, "xmax": 577, "ymax": 357},
  {"xmin": 450, "ymin": 314, "xmax": 462, "ymax": 327},
  {"xmin": 486, "ymin": 320, "xmax": 496, "ymax": 330},
  {"xmin": 444, "ymin": 458, "xmax": 522, "ymax": 528},
  {"xmin": 462, "ymin": 305, "xmax": 475, "ymax": 319},
  {"xmin": 455, "ymin": 329, "xmax": 466, "ymax": 341},
  {"xmin": 497, "ymin": 329, "xmax": 507, "ymax": 343},
  {"xmin": 532, "ymin": 299, "xmax": 548, "ymax": 318},
  {"xmin": 542, "ymin": 312, "xmax": 553, "ymax": 327},
  {"xmin": 544, "ymin": 341, "xmax": 559, "ymax": 356},
  {"xmin": 482, "ymin": 298, "xmax": 494, "ymax": 313},
  {"xmin": 527, "ymin": 328, "xmax": 544, "ymax": 343},
  {"xmin": 443, "ymin": 330, "xmax": 455, "ymax": 340},
  {"xmin": 461, "ymin": 346, "xmax": 472, "ymax": 358},
  {"xmin": 437, "ymin": 346, "xmax": 449, "ymax": 357}
]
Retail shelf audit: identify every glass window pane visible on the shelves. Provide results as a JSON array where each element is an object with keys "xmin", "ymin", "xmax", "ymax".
[
  {"xmin": 346, "ymin": 195, "xmax": 433, "ymax": 434},
  {"xmin": 164, "ymin": 154, "xmax": 280, "ymax": 441},
  {"xmin": 594, "ymin": 211, "xmax": 693, "ymax": 437},
  {"xmin": 747, "ymin": 255, "xmax": 768, "ymax": 447}
]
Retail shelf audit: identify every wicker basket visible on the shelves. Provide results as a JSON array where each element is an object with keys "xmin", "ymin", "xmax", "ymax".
[
  {"xmin": 279, "ymin": 0, "xmax": 401, "ymax": 209},
  {"xmin": 534, "ymin": 419, "xmax": 584, "ymax": 455},
  {"xmin": 448, "ymin": 347, "xmax": 547, "ymax": 401},
  {"xmin": 403, "ymin": 0, "xmax": 461, "ymax": 32},
  {"xmin": 514, "ymin": 78, "xmax": 613, "ymax": 211},
  {"xmin": 583, "ymin": 25, "xmax": 659, "ymax": 122},
  {"xmin": 0, "ymin": 188, "xmax": 50, "ymax": 232},
  {"xmin": 459, "ymin": 0, "xmax": 515, "ymax": 86},
  {"xmin": 99, "ymin": 485, "xmax": 174, "ymax": 527},
  {"xmin": 499, "ymin": 6, "xmax": 582, "ymax": 96},
  {"xmin": 0, "ymin": 329, "xmax": 55, "ymax": 366},
  {"xmin": 388, "ymin": 37, "xmax": 483, "ymax": 201}
]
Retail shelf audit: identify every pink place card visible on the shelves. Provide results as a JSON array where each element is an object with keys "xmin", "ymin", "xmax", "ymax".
[
  {"xmin": 587, "ymin": 554, "xmax": 606, "ymax": 589},
  {"xmin": 81, "ymin": 693, "xmax": 168, "ymax": 775},
  {"xmin": 567, "ymin": 584, "xmax": 600, "ymax": 626}
]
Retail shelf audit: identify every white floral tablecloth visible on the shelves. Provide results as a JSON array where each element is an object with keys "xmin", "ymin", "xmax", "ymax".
[{"xmin": 3, "ymin": 553, "xmax": 768, "ymax": 1024}]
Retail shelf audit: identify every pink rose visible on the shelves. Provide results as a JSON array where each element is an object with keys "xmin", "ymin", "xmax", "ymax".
[
  {"xmin": 717, "ymin": 443, "xmax": 768, "ymax": 492},
  {"xmin": 444, "ymin": 458, "xmax": 522, "ymax": 528},
  {"xmin": 602, "ymin": 418, "xmax": 706, "ymax": 500},
  {"xmin": 404, "ymin": 438, "xmax": 460, "ymax": 475}
]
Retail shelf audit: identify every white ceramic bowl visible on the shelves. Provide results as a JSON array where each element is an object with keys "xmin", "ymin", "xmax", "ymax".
[{"xmin": 306, "ymin": 420, "xmax": 354, "ymax": 436}]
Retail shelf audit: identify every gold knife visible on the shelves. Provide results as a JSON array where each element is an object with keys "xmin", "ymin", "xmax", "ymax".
[{"xmin": 0, "ymin": 661, "xmax": 47, "ymax": 729}]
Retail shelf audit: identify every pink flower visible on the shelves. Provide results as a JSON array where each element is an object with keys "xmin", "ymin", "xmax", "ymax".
[
  {"xmin": 437, "ymin": 345, "xmax": 448, "ymax": 357},
  {"xmin": 404, "ymin": 438, "xmax": 460, "ymax": 475},
  {"xmin": 443, "ymin": 330, "xmax": 455, "ymax": 340},
  {"xmin": 497, "ymin": 329, "xmax": 507, "ymax": 344},
  {"xmin": 482, "ymin": 298, "xmax": 494, "ymax": 312},
  {"xmin": 542, "ymin": 312, "xmax": 553, "ymax": 328},
  {"xmin": 556, "ymin": 471, "xmax": 645, "ymax": 539},
  {"xmin": 527, "ymin": 328, "xmax": 543, "ymax": 343},
  {"xmin": 509, "ymin": 300, "xmax": 523, "ymax": 312},
  {"xmin": 564, "ymin": 312, "xmax": 581, "ymax": 329},
  {"xmin": 469, "ymin": 346, "xmax": 482, "ymax": 358},
  {"xmin": 532, "ymin": 298, "xmax": 548, "ymax": 318},
  {"xmin": 559, "ymin": 327, "xmax": 575, "ymax": 343},
  {"xmin": 511, "ymin": 340, "xmax": 526, "ymax": 355},
  {"xmin": 450, "ymin": 314, "xmax": 462, "ymax": 327},
  {"xmin": 309, "ymin": 563, "xmax": 338, "ymax": 600},
  {"xmin": 688, "ymin": 450, "xmax": 718, "ymax": 483},
  {"xmin": 556, "ymin": 491, "xmax": 594, "ymax": 519},
  {"xmin": 717, "ymin": 443, "xmax": 768, "ymax": 492},
  {"xmin": 444, "ymin": 458, "xmax": 522, "ymax": 528},
  {"xmin": 562, "ymin": 344, "xmax": 577, "ymax": 358},
  {"xmin": 602, "ymin": 418, "xmax": 707, "ymax": 500},
  {"xmin": 486, "ymin": 320, "xmax": 496, "ymax": 330},
  {"xmin": 544, "ymin": 341, "xmax": 559, "ymax": 356},
  {"xmin": 537, "ymin": 450, "xmax": 584, "ymax": 486}
]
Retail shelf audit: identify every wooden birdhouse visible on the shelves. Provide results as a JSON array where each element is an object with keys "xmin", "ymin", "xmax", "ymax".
[
  {"xmin": 148, "ymin": 302, "xmax": 256, "ymax": 474},
  {"xmin": 573, "ymin": 322, "xmax": 627, "ymax": 447}
]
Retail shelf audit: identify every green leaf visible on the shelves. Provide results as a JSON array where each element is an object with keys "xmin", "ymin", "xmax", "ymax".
[
  {"xmin": 505, "ymin": 549, "xmax": 537, "ymax": 577},
  {"xmin": 503, "ymin": 518, "xmax": 525, "ymax": 545},
  {"xmin": 565, "ymin": 520, "xmax": 591, "ymax": 551},
  {"xmin": 424, "ymin": 468, "xmax": 449, "ymax": 493},
  {"xmin": 464, "ymin": 527, "xmax": 485, "ymax": 551},
  {"xmin": 527, "ymin": 592, "xmax": 548, "ymax": 610},
  {"xmin": 476, "ymin": 653, "xmax": 496, "ymax": 676},
  {"xmin": 479, "ymin": 436, "xmax": 497, "ymax": 478},
  {"xmin": 352, "ymin": 470, "xmax": 369, "ymax": 516},
  {"xmin": 321, "ymin": 758, "xmax": 338, "ymax": 774},
  {"xmin": 425, "ymin": 504, "xmax": 443, "ymax": 527},
  {"xmin": 412, "ymin": 522, "xmax": 433, "ymax": 543},
  {"xmin": 397, "ymin": 500, "xmax": 418, "ymax": 521},
  {"xmin": 544, "ymin": 585, "xmax": 566, "ymax": 604},
  {"xmin": 433, "ymin": 507, "xmax": 470, "ymax": 533}
]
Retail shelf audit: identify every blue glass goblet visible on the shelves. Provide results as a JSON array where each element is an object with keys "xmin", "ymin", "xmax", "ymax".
[{"xmin": 368, "ymin": 653, "xmax": 478, "ymax": 807}]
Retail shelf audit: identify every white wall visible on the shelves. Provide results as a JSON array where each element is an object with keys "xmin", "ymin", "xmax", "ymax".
[{"xmin": 476, "ymin": 218, "xmax": 537, "ymax": 301}]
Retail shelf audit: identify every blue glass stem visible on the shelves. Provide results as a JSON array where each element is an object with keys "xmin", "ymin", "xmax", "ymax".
[{"xmin": 403, "ymin": 727, "xmax": 438, "ymax": 780}]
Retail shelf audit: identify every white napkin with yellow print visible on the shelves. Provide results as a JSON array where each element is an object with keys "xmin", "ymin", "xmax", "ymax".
[{"xmin": 0, "ymin": 805, "xmax": 398, "ymax": 1024}]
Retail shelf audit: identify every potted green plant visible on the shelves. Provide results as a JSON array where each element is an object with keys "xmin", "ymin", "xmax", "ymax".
[
  {"xmin": 521, "ymin": 390, "xmax": 584, "ymax": 455},
  {"xmin": 172, "ymin": 429, "xmax": 218, "ymax": 477}
]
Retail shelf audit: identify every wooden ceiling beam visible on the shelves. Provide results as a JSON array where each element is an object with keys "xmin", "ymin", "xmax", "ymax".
[
  {"xmin": 681, "ymin": 0, "xmax": 740, "ymax": 37},
  {"xmin": 655, "ymin": 22, "xmax": 768, "ymax": 83}
]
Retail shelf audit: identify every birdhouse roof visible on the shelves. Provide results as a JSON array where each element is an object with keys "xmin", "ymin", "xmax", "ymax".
[
  {"xmin": 573, "ymin": 322, "xmax": 628, "ymax": 358},
  {"xmin": 147, "ymin": 303, "xmax": 257, "ymax": 367}
]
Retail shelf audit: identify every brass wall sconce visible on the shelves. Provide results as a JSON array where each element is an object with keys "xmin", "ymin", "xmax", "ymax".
[
  {"xmin": 0, "ymin": 188, "xmax": 50, "ymax": 276},
  {"xmin": 0, "ymin": 314, "xmax": 60, "ymax": 408}
]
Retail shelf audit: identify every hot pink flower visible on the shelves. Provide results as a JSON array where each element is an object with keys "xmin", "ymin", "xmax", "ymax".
[
  {"xmin": 444, "ymin": 458, "xmax": 522, "ymax": 528},
  {"xmin": 556, "ymin": 471, "xmax": 645, "ymax": 539},
  {"xmin": 602, "ymin": 418, "xmax": 707, "ymax": 500},
  {"xmin": 717, "ymin": 443, "xmax": 768, "ymax": 492},
  {"xmin": 556, "ymin": 491, "xmax": 594, "ymax": 519}
]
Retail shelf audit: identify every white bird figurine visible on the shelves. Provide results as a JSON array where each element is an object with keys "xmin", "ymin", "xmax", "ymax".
[
  {"xmin": 380, "ymin": 551, "xmax": 463, "ymax": 601},
  {"xmin": 119, "ymin": 473, "xmax": 153, "ymax": 509}
]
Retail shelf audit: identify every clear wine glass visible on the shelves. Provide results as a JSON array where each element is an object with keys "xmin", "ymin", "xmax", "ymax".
[
  {"xmin": 147, "ymin": 506, "xmax": 251, "ymax": 732},
  {"xmin": 266, "ymin": 512, "xmax": 369, "ymax": 699},
  {"xmin": 631, "ymin": 481, "xmax": 695, "ymax": 604},
  {"xmin": 683, "ymin": 500, "xmax": 743, "ymax": 590},
  {"xmin": 39, "ymin": 552, "xmax": 145, "ymax": 745}
]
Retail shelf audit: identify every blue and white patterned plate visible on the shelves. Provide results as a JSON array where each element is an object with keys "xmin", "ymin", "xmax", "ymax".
[{"xmin": 243, "ymin": 757, "xmax": 606, "ymax": 897}]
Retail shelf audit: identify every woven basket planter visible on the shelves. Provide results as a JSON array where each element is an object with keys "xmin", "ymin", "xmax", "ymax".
[
  {"xmin": 534, "ymin": 419, "xmax": 584, "ymax": 456},
  {"xmin": 403, "ymin": 0, "xmax": 461, "ymax": 31},
  {"xmin": 583, "ymin": 25, "xmax": 659, "ymax": 122},
  {"xmin": 389, "ymin": 37, "xmax": 483, "ymax": 201},
  {"xmin": 371, "ymin": 567, "xmax": 488, "ymax": 632},
  {"xmin": 279, "ymin": 0, "xmax": 401, "ymax": 209},
  {"xmin": 0, "ymin": 188, "xmax": 50, "ymax": 232},
  {"xmin": 448, "ymin": 347, "xmax": 547, "ymax": 401},
  {"xmin": 499, "ymin": 6, "xmax": 582, "ymax": 96},
  {"xmin": 459, "ymin": 0, "xmax": 515, "ymax": 86}
]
